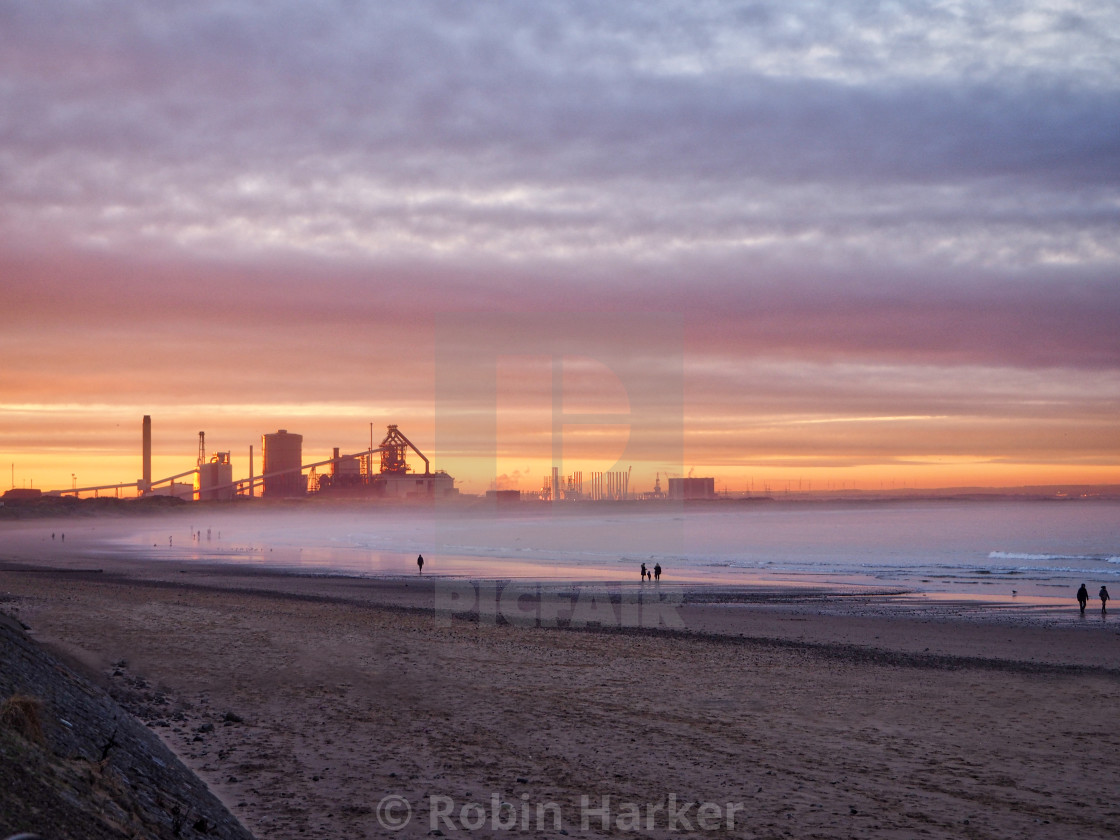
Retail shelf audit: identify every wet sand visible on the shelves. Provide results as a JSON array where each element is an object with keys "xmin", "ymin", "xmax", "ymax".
[{"xmin": 3, "ymin": 547, "xmax": 1120, "ymax": 839}]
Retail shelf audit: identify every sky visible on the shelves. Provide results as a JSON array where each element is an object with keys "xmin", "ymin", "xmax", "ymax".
[{"xmin": 2, "ymin": 1, "xmax": 1118, "ymax": 496}]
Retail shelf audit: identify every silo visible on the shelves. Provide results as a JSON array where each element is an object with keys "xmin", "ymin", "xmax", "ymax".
[
  {"xmin": 196, "ymin": 452, "xmax": 234, "ymax": 501},
  {"xmin": 262, "ymin": 430, "xmax": 305, "ymax": 498}
]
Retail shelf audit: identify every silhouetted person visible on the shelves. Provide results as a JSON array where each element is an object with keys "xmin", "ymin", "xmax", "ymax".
[
  {"xmin": 641, "ymin": 563, "xmax": 647, "ymax": 581},
  {"xmin": 654, "ymin": 563, "xmax": 662, "ymax": 582},
  {"xmin": 1101, "ymin": 586, "xmax": 1110, "ymax": 613},
  {"xmin": 417, "ymin": 554, "xmax": 424, "ymax": 575},
  {"xmin": 1077, "ymin": 583, "xmax": 1088, "ymax": 613}
]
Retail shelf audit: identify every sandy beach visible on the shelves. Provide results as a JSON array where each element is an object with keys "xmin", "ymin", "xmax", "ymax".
[{"xmin": 3, "ymin": 534, "xmax": 1120, "ymax": 839}]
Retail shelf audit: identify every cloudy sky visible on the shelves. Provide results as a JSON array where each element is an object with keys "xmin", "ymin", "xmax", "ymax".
[{"xmin": 2, "ymin": 1, "xmax": 1118, "ymax": 494}]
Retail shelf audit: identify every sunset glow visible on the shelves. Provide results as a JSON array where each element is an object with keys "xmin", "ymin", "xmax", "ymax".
[{"xmin": 2, "ymin": 2, "xmax": 1117, "ymax": 496}]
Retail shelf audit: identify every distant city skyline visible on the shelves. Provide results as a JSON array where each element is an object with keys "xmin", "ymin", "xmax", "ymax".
[{"xmin": 2, "ymin": 2, "xmax": 1118, "ymax": 495}]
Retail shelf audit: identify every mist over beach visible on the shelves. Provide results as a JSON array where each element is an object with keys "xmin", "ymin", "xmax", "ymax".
[{"xmin": 9, "ymin": 498, "xmax": 1118, "ymax": 603}]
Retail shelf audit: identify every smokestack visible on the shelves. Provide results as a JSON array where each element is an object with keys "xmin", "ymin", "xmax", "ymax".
[
  {"xmin": 249, "ymin": 444, "xmax": 255, "ymax": 498},
  {"xmin": 142, "ymin": 415, "xmax": 152, "ymax": 493}
]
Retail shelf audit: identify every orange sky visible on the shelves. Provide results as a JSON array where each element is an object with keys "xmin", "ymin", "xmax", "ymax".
[{"xmin": 3, "ymin": 337, "xmax": 1116, "ymax": 496}]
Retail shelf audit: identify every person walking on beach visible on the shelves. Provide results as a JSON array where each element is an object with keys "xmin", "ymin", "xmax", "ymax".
[
  {"xmin": 1077, "ymin": 583, "xmax": 1089, "ymax": 613},
  {"xmin": 654, "ymin": 563, "xmax": 662, "ymax": 582},
  {"xmin": 417, "ymin": 554, "xmax": 424, "ymax": 575},
  {"xmin": 1100, "ymin": 585, "xmax": 1110, "ymax": 613},
  {"xmin": 641, "ymin": 563, "xmax": 647, "ymax": 581}
]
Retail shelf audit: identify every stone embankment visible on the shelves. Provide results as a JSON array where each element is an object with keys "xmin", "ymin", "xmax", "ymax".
[{"xmin": 0, "ymin": 611, "xmax": 253, "ymax": 840}]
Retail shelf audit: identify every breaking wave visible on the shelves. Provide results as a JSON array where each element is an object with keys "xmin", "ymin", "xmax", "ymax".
[{"xmin": 989, "ymin": 551, "xmax": 1120, "ymax": 564}]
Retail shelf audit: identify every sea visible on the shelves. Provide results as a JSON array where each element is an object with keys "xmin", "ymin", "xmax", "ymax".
[{"xmin": 79, "ymin": 498, "xmax": 1120, "ymax": 605}]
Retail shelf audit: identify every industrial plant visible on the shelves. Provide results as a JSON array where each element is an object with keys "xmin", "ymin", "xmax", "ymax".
[
  {"xmin": 14, "ymin": 417, "xmax": 459, "ymax": 504},
  {"xmin": 3, "ymin": 416, "xmax": 718, "ymax": 505}
]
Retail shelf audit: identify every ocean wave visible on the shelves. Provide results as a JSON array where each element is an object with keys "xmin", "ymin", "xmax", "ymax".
[{"xmin": 990, "ymin": 551, "xmax": 1120, "ymax": 564}]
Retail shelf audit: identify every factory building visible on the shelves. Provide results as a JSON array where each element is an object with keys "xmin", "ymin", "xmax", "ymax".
[
  {"xmin": 306, "ymin": 447, "xmax": 365, "ymax": 495},
  {"xmin": 146, "ymin": 482, "xmax": 194, "ymax": 500},
  {"xmin": 312, "ymin": 425, "xmax": 457, "ymax": 500},
  {"xmin": 331, "ymin": 447, "xmax": 363, "ymax": 486},
  {"xmin": 485, "ymin": 489, "xmax": 521, "ymax": 507},
  {"xmin": 116, "ymin": 417, "xmax": 455, "ymax": 503},
  {"xmin": 368, "ymin": 424, "xmax": 455, "ymax": 499},
  {"xmin": 262, "ymin": 430, "xmax": 306, "ymax": 498},
  {"xmin": 196, "ymin": 452, "xmax": 234, "ymax": 501},
  {"xmin": 668, "ymin": 477, "xmax": 716, "ymax": 500},
  {"xmin": 1, "ymin": 488, "xmax": 43, "ymax": 502},
  {"xmin": 371, "ymin": 470, "xmax": 457, "ymax": 499}
]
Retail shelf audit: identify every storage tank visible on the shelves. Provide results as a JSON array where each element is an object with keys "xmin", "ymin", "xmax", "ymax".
[
  {"xmin": 196, "ymin": 452, "xmax": 234, "ymax": 501},
  {"xmin": 262, "ymin": 430, "xmax": 305, "ymax": 498}
]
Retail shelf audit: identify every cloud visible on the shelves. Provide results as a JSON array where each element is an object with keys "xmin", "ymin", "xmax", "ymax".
[{"xmin": 4, "ymin": 2, "xmax": 1118, "ymax": 257}]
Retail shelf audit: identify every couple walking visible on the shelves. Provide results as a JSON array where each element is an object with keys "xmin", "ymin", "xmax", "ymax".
[
  {"xmin": 1077, "ymin": 583, "xmax": 1109, "ymax": 613},
  {"xmin": 640, "ymin": 562, "xmax": 662, "ymax": 582}
]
